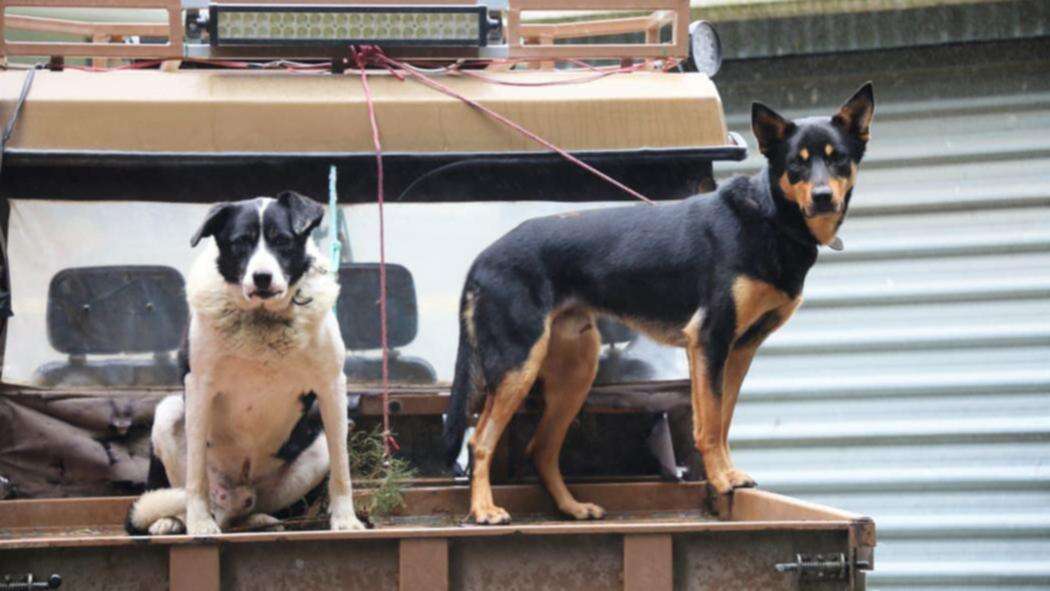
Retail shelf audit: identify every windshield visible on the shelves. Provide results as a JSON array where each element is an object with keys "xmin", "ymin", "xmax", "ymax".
[{"xmin": 3, "ymin": 198, "xmax": 688, "ymax": 388}]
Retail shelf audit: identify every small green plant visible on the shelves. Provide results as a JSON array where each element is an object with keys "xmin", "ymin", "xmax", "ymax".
[{"xmin": 348, "ymin": 425, "xmax": 417, "ymax": 518}]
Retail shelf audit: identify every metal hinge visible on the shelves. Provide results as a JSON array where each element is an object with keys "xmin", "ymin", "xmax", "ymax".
[
  {"xmin": 775, "ymin": 553, "xmax": 872, "ymax": 582},
  {"xmin": 0, "ymin": 574, "xmax": 61, "ymax": 591}
]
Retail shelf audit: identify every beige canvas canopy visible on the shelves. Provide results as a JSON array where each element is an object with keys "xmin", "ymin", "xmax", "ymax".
[{"xmin": 0, "ymin": 69, "xmax": 731, "ymax": 154}]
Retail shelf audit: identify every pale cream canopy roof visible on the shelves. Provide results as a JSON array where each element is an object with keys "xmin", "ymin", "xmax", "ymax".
[{"xmin": 0, "ymin": 69, "xmax": 730, "ymax": 154}]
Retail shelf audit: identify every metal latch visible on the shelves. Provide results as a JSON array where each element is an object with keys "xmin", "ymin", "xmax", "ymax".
[
  {"xmin": 775, "ymin": 553, "xmax": 871, "ymax": 581},
  {"xmin": 0, "ymin": 574, "xmax": 61, "ymax": 590}
]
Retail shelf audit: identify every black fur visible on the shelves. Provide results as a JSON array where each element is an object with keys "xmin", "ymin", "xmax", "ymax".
[
  {"xmin": 274, "ymin": 392, "xmax": 324, "ymax": 462},
  {"xmin": 189, "ymin": 191, "xmax": 324, "ymax": 288},
  {"xmin": 443, "ymin": 84, "xmax": 874, "ymax": 465},
  {"xmin": 145, "ymin": 446, "xmax": 171, "ymax": 490}
]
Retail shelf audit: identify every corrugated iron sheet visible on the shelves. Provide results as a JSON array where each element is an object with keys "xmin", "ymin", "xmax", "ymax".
[{"xmin": 717, "ymin": 68, "xmax": 1050, "ymax": 588}]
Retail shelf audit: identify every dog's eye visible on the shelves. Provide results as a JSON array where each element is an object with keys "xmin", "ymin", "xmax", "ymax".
[{"xmin": 269, "ymin": 234, "xmax": 293, "ymax": 248}]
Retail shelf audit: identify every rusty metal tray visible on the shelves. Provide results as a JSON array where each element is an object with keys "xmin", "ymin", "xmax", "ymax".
[{"xmin": 0, "ymin": 482, "xmax": 874, "ymax": 590}]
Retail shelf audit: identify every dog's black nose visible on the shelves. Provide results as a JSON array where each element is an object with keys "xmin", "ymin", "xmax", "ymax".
[
  {"xmin": 812, "ymin": 187, "xmax": 834, "ymax": 207},
  {"xmin": 252, "ymin": 272, "xmax": 273, "ymax": 291}
]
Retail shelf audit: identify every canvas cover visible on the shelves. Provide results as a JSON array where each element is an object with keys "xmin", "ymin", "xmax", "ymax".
[
  {"xmin": 0, "ymin": 70, "xmax": 730, "ymax": 154},
  {"xmin": 0, "ymin": 67, "xmax": 731, "ymax": 497}
]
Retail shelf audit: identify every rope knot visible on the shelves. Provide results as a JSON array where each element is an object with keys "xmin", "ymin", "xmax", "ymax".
[{"xmin": 349, "ymin": 45, "xmax": 405, "ymax": 80}]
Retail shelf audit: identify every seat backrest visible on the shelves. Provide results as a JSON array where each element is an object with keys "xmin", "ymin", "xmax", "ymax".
[
  {"xmin": 46, "ymin": 265, "xmax": 188, "ymax": 355},
  {"xmin": 597, "ymin": 316, "xmax": 636, "ymax": 345},
  {"xmin": 336, "ymin": 263, "xmax": 418, "ymax": 350}
]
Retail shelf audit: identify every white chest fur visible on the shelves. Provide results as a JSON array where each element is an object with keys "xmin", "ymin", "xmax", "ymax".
[{"xmin": 185, "ymin": 241, "xmax": 344, "ymax": 482}]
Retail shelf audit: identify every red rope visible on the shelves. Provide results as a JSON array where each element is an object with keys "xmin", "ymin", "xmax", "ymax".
[
  {"xmin": 75, "ymin": 49, "xmax": 657, "ymax": 456},
  {"xmin": 452, "ymin": 62, "xmax": 646, "ymax": 87},
  {"xmin": 360, "ymin": 48, "xmax": 655, "ymax": 205},
  {"xmin": 351, "ymin": 47, "xmax": 400, "ymax": 456}
]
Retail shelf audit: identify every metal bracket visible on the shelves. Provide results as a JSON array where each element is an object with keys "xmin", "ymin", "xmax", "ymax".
[
  {"xmin": 775, "ymin": 553, "xmax": 871, "ymax": 582},
  {"xmin": 0, "ymin": 574, "xmax": 62, "ymax": 591}
]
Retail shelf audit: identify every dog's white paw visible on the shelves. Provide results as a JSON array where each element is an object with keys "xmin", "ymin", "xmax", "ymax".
[
  {"xmin": 187, "ymin": 516, "xmax": 222, "ymax": 536},
  {"xmin": 328, "ymin": 496, "xmax": 365, "ymax": 531},
  {"xmin": 147, "ymin": 517, "xmax": 185, "ymax": 536},
  {"xmin": 330, "ymin": 512, "xmax": 366, "ymax": 531},
  {"xmin": 242, "ymin": 513, "xmax": 284, "ymax": 532}
]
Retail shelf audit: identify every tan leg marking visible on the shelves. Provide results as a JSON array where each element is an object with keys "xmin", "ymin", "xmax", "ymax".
[
  {"xmin": 685, "ymin": 277, "xmax": 795, "ymax": 494},
  {"xmin": 528, "ymin": 310, "xmax": 604, "ymax": 520},
  {"xmin": 720, "ymin": 296, "xmax": 802, "ymax": 488},
  {"xmin": 469, "ymin": 317, "xmax": 552, "ymax": 525},
  {"xmin": 462, "ymin": 291, "xmax": 478, "ymax": 347},
  {"xmin": 732, "ymin": 276, "xmax": 792, "ymax": 336},
  {"xmin": 682, "ymin": 312, "xmax": 734, "ymax": 495}
]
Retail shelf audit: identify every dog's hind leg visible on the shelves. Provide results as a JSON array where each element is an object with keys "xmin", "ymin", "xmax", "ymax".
[
  {"xmin": 469, "ymin": 318, "xmax": 552, "ymax": 525},
  {"xmin": 150, "ymin": 395, "xmax": 186, "ymax": 488},
  {"xmin": 527, "ymin": 310, "xmax": 604, "ymax": 520},
  {"xmin": 255, "ymin": 429, "xmax": 329, "ymax": 516}
]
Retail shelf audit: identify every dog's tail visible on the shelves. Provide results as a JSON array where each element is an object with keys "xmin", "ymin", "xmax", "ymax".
[
  {"xmin": 444, "ymin": 289, "xmax": 483, "ymax": 468},
  {"xmin": 124, "ymin": 488, "xmax": 186, "ymax": 535},
  {"xmin": 444, "ymin": 329, "xmax": 476, "ymax": 468}
]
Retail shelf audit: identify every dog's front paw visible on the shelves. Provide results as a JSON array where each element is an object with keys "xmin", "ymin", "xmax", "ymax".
[
  {"xmin": 330, "ymin": 513, "xmax": 367, "ymax": 531},
  {"xmin": 727, "ymin": 468, "xmax": 757, "ymax": 489},
  {"xmin": 561, "ymin": 501, "xmax": 606, "ymax": 521},
  {"xmin": 148, "ymin": 517, "xmax": 185, "ymax": 536},
  {"xmin": 187, "ymin": 516, "xmax": 222, "ymax": 536},
  {"xmin": 470, "ymin": 505, "xmax": 511, "ymax": 525},
  {"xmin": 328, "ymin": 496, "xmax": 366, "ymax": 531},
  {"xmin": 706, "ymin": 472, "xmax": 734, "ymax": 497}
]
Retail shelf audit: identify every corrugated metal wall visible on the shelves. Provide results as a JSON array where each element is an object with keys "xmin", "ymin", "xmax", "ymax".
[{"xmin": 715, "ymin": 39, "xmax": 1050, "ymax": 590}]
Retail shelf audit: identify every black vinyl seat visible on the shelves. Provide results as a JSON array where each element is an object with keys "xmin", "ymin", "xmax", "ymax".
[
  {"xmin": 34, "ymin": 266, "xmax": 188, "ymax": 388},
  {"xmin": 594, "ymin": 317, "xmax": 655, "ymax": 383},
  {"xmin": 337, "ymin": 263, "xmax": 436, "ymax": 385}
]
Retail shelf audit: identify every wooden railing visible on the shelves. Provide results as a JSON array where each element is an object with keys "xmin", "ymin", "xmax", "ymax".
[
  {"xmin": 0, "ymin": 0, "xmax": 690, "ymax": 64},
  {"xmin": 0, "ymin": 0, "xmax": 184, "ymax": 61}
]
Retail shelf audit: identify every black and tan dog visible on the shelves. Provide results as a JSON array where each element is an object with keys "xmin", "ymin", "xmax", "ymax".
[{"xmin": 444, "ymin": 84, "xmax": 875, "ymax": 524}]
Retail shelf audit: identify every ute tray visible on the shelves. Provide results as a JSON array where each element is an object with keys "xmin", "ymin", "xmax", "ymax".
[{"xmin": 0, "ymin": 482, "xmax": 875, "ymax": 590}]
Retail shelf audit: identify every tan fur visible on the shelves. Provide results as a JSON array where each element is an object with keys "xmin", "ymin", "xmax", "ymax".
[
  {"xmin": 614, "ymin": 314, "xmax": 690, "ymax": 347},
  {"xmin": 824, "ymin": 143, "xmax": 833, "ymax": 156},
  {"xmin": 799, "ymin": 147, "xmax": 810, "ymax": 161},
  {"xmin": 469, "ymin": 316, "xmax": 552, "ymax": 524},
  {"xmin": 731, "ymin": 276, "xmax": 792, "ymax": 336},
  {"xmin": 779, "ymin": 172, "xmax": 813, "ymax": 212},
  {"xmin": 683, "ymin": 326, "xmax": 732, "ymax": 494},
  {"xmin": 462, "ymin": 291, "xmax": 478, "ymax": 348},
  {"xmin": 779, "ymin": 172, "xmax": 846, "ymax": 246},
  {"xmin": 682, "ymin": 278, "xmax": 795, "ymax": 494},
  {"xmin": 719, "ymin": 297, "xmax": 802, "ymax": 487},
  {"xmin": 528, "ymin": 310, "xmax": 605, "ymax": 520},
  {"xmin": 829, "ymin": 162, "xmax": 858, "ymax": 205}
]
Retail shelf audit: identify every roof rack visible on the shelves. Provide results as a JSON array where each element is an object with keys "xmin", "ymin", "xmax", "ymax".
[{"xmin": 0, "ymin": 0, "xmax": 690, "ymax": 64}]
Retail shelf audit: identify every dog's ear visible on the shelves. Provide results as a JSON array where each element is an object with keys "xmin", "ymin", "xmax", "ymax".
[
  {"xmin": 277, "ymin": 191, "xmax": 325, "ymax": 237},
  {"xmin": 191, "ymin": 202, "xmax": 233, "ymax": 247},
  {"xmin": 833, "ymin": 82, "xmax": 874, "ymax": 143},
  {"xmin": 751, "ymin": 102, "xmax": 796, "ymax": 156}
]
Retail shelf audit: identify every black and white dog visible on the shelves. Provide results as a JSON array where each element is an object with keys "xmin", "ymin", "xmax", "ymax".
[{"xmin": 127, "ymin": 191, "xmax": 364, "ymax": 535}]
